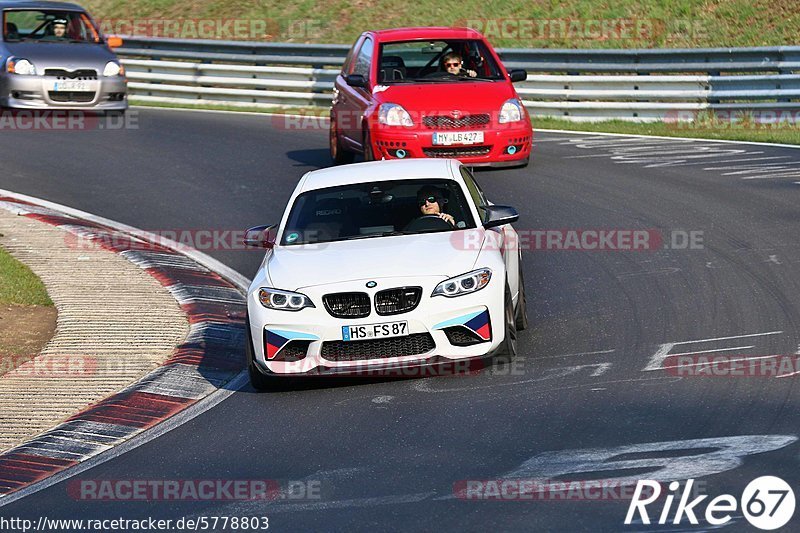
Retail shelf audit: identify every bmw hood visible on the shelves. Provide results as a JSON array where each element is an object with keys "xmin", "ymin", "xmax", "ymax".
[
  {"xmin": 3, "ymin": 42, "xmax": 117, "ymax": 70},
  {"xmin": 267, "ymin": 229, "xmax": 486, "ymax": 290}
]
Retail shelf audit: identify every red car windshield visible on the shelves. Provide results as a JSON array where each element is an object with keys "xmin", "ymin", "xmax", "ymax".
[
  {"xmin": 378, "ymin": 40, "xmax": 504, "ymax": 84},
  {"xmin": 3, "ymin": 10, "xmax": 101, "ymax": 43}
]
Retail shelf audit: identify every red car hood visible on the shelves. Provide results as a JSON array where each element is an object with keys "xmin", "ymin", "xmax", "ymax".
[{"xmin": 373, "ymin": 81, "xmax": 516, "ymax": 114}]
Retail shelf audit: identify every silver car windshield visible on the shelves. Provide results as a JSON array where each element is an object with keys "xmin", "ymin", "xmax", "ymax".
[
  {"xmin": 281, "ymin": 179, "xmax": 477, "ymax": 245},
  {"xmin": 3, "ymin": 10, "xmax": 102, "ymax": 43}
]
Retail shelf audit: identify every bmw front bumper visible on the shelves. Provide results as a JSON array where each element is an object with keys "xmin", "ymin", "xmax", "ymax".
[{"xmin": 247, "ymin": 275, "xmax": 507, "ymax": 376}]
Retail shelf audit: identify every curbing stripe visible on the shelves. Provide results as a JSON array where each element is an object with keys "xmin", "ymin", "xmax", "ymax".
[
  {"xmin": 121, "ymin": 250, "xmax": 211, "ymax": 272},
  {"xmin": 0, "ymin": 194, "xmax": 250, "ymax": 502}
]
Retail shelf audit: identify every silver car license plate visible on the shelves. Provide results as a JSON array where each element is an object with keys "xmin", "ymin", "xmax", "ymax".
[{"xmin": 52, "ymin": 80, "xmax": 90, "ymax": 92}]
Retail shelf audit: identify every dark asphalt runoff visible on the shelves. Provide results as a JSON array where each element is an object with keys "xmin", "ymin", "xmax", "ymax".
[{"xmin": 2, "ymin": 108, "xmax": 800, "ymax": 532}]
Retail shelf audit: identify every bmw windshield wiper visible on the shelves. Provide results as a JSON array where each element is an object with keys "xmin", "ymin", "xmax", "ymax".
[{"xmin": 342, "ymin": 231, "xmax": 410, "ymax": 240}]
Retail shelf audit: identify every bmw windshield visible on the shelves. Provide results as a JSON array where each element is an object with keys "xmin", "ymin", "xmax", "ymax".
[
  {"xmin": 378, "ymin": 40, "xmax": 505, "ymax": 84},
  {"xmin": 281, "ymin": 179, "xmax": 477, "ymax": 245}
]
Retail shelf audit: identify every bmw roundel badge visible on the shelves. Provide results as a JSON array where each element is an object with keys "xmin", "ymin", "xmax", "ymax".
[{"xmin": 366, "ymin": 281, "xmax": 377, "ymax": 288}]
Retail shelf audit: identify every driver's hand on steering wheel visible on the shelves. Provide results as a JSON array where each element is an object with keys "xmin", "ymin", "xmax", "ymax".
[
  {"xmin": 465, "ymin": 69, "xmax": 477, "ymax": 78},
  {"xmin": 439, "ymin": 213, "xmax": 455, "ymax": 226}
]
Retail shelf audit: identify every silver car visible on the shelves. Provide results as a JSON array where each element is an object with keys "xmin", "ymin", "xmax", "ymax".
[{"xmin": 0, "ymin": 1, "xmax": 126, "ymax": 112}]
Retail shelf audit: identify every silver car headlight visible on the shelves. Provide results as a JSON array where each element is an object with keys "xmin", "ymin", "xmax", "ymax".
[
  {"xmin": 432, "ymin": 268, "xmax": 492, "ymax": 298},
  {"xmin": 258, "ymin": 288, "xmax": 315, "ymax": 311},
  {"xmin": 103, "ymin": 61, "xmax": 124, "ymax": 77},
  {"xmin": 7, "ymin": 58, "xmax": 37, "ymax": 76},
  {"xmin": 498, "ymin": 98, "xmax": 523, "ymax": 123},
  {"xmin": 378, "ymin": 103, "xmax": 413, "ymax": 126}
]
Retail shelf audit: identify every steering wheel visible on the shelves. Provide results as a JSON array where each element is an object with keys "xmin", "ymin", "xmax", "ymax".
[
  {"xmin": 422, "ymin": 70, "xmax": 459, "ymax": 79},
  {"xmin": 404, "ymin": 215, "xmax": 454, "ymax": 232}
]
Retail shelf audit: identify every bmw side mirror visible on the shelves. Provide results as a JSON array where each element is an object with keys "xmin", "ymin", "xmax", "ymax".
[
  {"xmin": 345, "ymin": 74, "xmax": 367, "ymax": 88},
  {"xmin": 483, "ymin": 205, "xmax": 519, "ymax": 229},
  {"xmin": 244, "ymin": 225, "xmax": 278, "ymax": 249},
  {"xmin": 509, "ymin": 69, "xmax": 527, "ymax": 83}
]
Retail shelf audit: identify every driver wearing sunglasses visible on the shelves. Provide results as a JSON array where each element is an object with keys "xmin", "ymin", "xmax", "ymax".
[
  {"xmin": 416, "ymin": 186, "xmax": 456, "ymax": 226},
  {"xmin": 441, "ymin": 52, "xmax": 477, "ymax": 78}
]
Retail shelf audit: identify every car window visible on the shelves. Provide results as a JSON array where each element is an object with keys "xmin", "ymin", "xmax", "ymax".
[
  {"xmin": 3, "ymin": 10, "xmax": 101, "ymax": 43},
  {"xmin": 378, "ymin": 39, "xmax": 504, "ymax": 83},
  {"xmin": 352, "ymin": 37, "xmax": 373, "ymax": 79},
  {"xmin": 342, "ymin": 36, "xmax": 362, "ymax": 75},
  {"xmin": 281, "ymin": 179, "xmax": 476, "ymax": 245},
  {"xmin": 460, "ymin": 167, "xmax": 489, "ymax": 222}
]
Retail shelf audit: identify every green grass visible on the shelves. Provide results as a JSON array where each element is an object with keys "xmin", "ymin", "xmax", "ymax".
[
  {"xmin": 132, "ymin": 100, "xmax": 800, "ymax": 146},
  {"xmin": 532, "ymin": 116, "xmax": 800, "ymax": 145},
  {"xmin": 86, "ymin": 0, "xmax": 800, "ymax": 48},
  {"xmin": 0, "ymin": 246, "xmax": 53, "ymax": 307}
]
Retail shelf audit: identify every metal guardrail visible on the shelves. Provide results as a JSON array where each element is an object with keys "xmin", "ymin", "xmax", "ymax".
[{"xmin": 116, "ymin": 37, "xmax": 800, "ymax": 121}]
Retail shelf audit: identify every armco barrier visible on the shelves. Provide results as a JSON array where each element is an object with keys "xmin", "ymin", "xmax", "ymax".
[{"xmin": 115, "ymin": 37, "xmax": 800, "ymax": 121}]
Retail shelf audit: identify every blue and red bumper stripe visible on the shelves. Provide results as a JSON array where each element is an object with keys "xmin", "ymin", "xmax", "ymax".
[
  {"xmin": 265, "ymin": 328, "xmax": 319, "ymax": 360},
  {"xmin": 433, "ymin": 308, "xmax": 491, "ymax": 341}
]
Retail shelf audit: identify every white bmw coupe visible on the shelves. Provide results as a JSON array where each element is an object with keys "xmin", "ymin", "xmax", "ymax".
[{"xmin": 243, "ymin": 159, "xmax": 527, "ymax": 388}]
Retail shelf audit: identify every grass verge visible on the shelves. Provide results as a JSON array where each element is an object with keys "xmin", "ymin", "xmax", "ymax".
[
  {"xmin": 0, "ymin": 245, "xmax": 53, "ymax": 307},
  {"xmin": 85, "ymin": 0, "xmax": 800, "ymax": 49}
]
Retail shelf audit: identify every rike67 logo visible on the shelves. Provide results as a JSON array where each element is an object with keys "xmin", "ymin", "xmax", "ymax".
[{"xmin": 626, "ymin": 476, "xmax": 795, "ymax": 530}]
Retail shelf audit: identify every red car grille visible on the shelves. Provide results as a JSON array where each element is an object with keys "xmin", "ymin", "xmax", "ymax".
[
  {"xmin": 423, "ymin": 114, "xmax": 490, "ymax": 129},
  {"xmin": 423, "ymin": 146, "xmax": 492, "ymax": 158}
]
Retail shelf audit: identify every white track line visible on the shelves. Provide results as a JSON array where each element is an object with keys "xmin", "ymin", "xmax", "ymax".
[
  {"xmin": 128, "ymin": 106, "xmax": 800, "ymax": 151},
  {"xmin": 0, "ymin": 189, "xmax": 252, "ymax": 508}
]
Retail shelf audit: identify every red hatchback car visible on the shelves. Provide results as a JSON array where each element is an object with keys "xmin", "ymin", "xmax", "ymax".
[{"xmin": 329, "ymin": 27, "xmax": 533, "ymax": 168}]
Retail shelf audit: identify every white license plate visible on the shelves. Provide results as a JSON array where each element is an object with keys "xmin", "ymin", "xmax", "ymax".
[
  {"xmin": 343, "ymin": 321, "xmax": 408, "ymax": 341},
  {"xmin": 52, "ymin": 80, "xmax": 90, "ymax": 92},
  {"xmin": 432, "ymin": 131, "xmax": 484, "ymax": 146}
]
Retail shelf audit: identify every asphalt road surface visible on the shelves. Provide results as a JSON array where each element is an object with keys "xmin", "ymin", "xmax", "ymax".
[{"xmin": 2, "ymin": 108, "xmax": 800, "ymax": 532}]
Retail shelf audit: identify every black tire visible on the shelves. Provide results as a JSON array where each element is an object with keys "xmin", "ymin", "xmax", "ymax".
[
  {"xmin": 515, "ymin": 260, "xmax": 529, "ymax": 331},
  {"xmin": 363, "ymin": 129, "xmax": 375, "ymax": 162},
  {"xmin": 330, "ymin": 117, "xmax": 354, "ymax": 165},
  {"xmin": 495, "ymin": 282, "xmax": 518, "ymax": 363}
]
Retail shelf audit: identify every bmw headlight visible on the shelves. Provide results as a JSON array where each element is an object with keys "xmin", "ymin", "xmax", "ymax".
[
  {"xmin": 432, "ymin": 268, "xmax": 492, "ymax": 298},
  {"xmin": 499, "ymin": 98, "xmax": 523, "ymax": 123},
  {"xmin": 7, "ymin": 58, "xmax": 36, "ymax": 76},
  {"xmin": 103, "ymin": 61, "xmax": 124, "ymax": 77},
  {"xmin": 378, "ymin": 103, "xmax": 413, "ymax": 126},
  {"xmin": 258, "ymin": 288, "xmax": 315, "ymax": 311}
]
